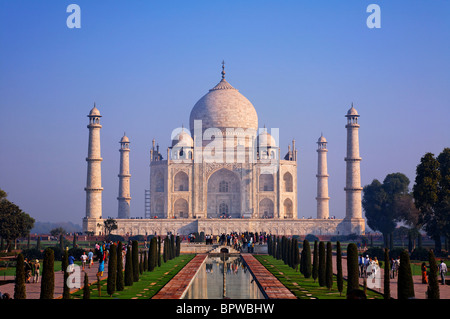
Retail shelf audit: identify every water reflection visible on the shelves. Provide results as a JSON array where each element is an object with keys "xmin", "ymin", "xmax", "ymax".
[{"xmin": 183, "ymin": 255, "xmax": 265, "ymax": 299}]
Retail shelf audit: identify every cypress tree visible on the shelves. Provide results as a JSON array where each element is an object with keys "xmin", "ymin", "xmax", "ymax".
[
  {"xmin": 286, "ymin": 238, "xmax": 291, "ymax": 266},
  {"xmin": 163, "ymin": 236, "xmax": 168, "ymax": 263},
  {"xmin": 62, "ymin": 249, "xmax": 70, "ymax": 299},
  {"xmin": 124, "ymin": 246, "xmax": 133, "ymax": 286},
  {"xmin": 176, "ymin": 236, "xmax": 181, "ymax": 257},
  {"xmin": 273, "ymin": 237, "xmax": 277, "ymax": 259},
  {"xmin": 318, "ymin": 241, "xmax": 326, "ymax": 287},
  {"xmin": 293, "ymin": 239, "xmax": 300, "ymax": 271},
  {"xmin": 14, "ymin": 253, "xmax": 26, "ymax": 299},
  {"xmin": 276, "ymin": 237, "xmax": 281, "ymax": 260},
  {"xmin": 398, "ymin": 249, "xmax": 415, "ymax": 299},
  {"xmin": 384, "ymin": 248, "xmax": 390, "ymax": 299},
  {"xmin": 299, "ymin": 246, "xmax": 305, "ymax": 274},
  {"xmin": 312, "ymin": 240, "xmax": 319, "ymax": 282},
  {"xmin": 289, "ymin": 238, "xmax": 294, "ymax": 268},
  {"xmin": 40, "ymin": 248, "xmax": 55, "ymax": 299},
  {"xmin": 427, "ymin": 250, "xmax": 440, "ymax": 299},
  {"xmin": 157, "ymin": 236, "xmax": 162, "ymax": 267},
  {"xmin": 61, "ymin": 249, "xmax": 68, "ymax": 274},
  {"xmin": 326, "ymin": 242, "xmax": 333, "ymax": 290},
  {"xmin": 60, "ymin": 234, "xmax": 64, "ymax": 252},
  {"xmin": 149, "ymin": 237, "xmax": 157, "ymax": 271},
  {"xmin": 83, "ymin": 272, "xmax": 90, "ymax": 299},
  {"xmin": 144, "ymin": 250, "xmax": 148, "ymax": 271},
  {"xmin": 303, "ymin": 240, "xmax": 312, "ymax": 278},
  {"xmin": 336, "ymin": 241, "xmax": 343, "ymax": 296},
  {"xmin": 408, "ymin": 232, "xmax": 413, "ymax": 253},
  {"xmin": 116, "ymin": 241, "xmax": 124, "ymax": 291},
  {"xmin": 73, "ymin": 233, "xmax": 77, "ymax": 249},
  {"xmin": 36, "ymin": 236, "xmax": 41, "ymax": 251},
  {"xmin": 139, "ymin": 252, "xmax": 143, "ymax": 275},
  {"xmin": 267, "ymin": 236, "xmax": 272, "ymax": 256},
  {"xmin": 170, "ymin": 232, "xmax": 177, "ymax": 259},
  {"xmin": 132, "ymin": 240, "xmax": 139, "ymax": 282},
  {"xmin": 107, "ymin": 244, "xmax": 117, "ymax": 297},
  {"xmin": 346, "ymin": 243, "xmax": 360, "ymax": 295},
  {"xmin": 148, "ymin": 238, "xmax": 153, "ymax": 271}
]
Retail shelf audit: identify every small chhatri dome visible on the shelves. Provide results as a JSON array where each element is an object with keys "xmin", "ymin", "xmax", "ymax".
[
  {"xmin": 258, "ymin": 129, "xmax": 277, "ymax": 147},
  {"xmin": 346, "ymin": 103, "xmax": 359, "ymax": 117},
  {"xmin": 120, "ymin": 133, "xmax": 129, "ymax": 143},
  {"xmin": 172, "ymin": 128, "xmax": 194, "ymax": 147},
  {"xmin": 89, "ymin": 103, "xmax": 101, "ymax": 117},
  {"xmin": 317, "ymin": 135, "xmax": 327, "ymax": 143},
  {"xmin": 189, "ymin": 63, "xmax": 258, "ymax": 134}
]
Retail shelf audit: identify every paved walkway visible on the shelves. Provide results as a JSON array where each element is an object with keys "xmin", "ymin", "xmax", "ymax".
[
  {"xmin": 241, "ymin": 253, "xmax": 297, "ymax": 299},
  {"xmin": 152, "ymin": 254, "xmax": 207, "ymax": 299},
  {"xmin": 334, "ymin": 255, "xmax": 450, "ymax": 299},
  {"xmin": 0, "ymin": 262, "xmax": 109, "ymax": 299}
]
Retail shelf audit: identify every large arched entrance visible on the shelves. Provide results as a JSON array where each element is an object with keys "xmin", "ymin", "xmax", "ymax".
[
  {"xmin": 207, "ymin": 168, "xmax": 241, "ymax": 218},
  {"xmin": 258, "ymin": 198, "xmax": 274, "ymax": 218},
  {"xmin": 173, "ymin": 198, "xmax": 189, "ymax": 218}
]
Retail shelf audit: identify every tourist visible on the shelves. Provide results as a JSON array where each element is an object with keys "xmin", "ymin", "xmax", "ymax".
[
  {"xmin": 67, "ymin": 254, "xmax": 75, "ymax": 274},
  {"xmin": 439, "ymin": 260, "xmax": 447, "ymax": 285},
  {"xmin": 88, "ymin": 249, "xmax": 94, "ymax": 268},
  {"xmin": 390, "ymin": 258, "xmax": 395, "ymax": 279},
  {"xmin": 358, "ymin": 255, "xmax": 364, "ymax": 277},
  {"xmin": 421, "ymin": 262, "xmax": 428, "ymax": 284},
  {"xmin": 24, "ymin": 258, "xmax": 32, "ymax": 283},
  {"xmin": 81, "ymin": 251, "xmax": 88, "ymax": 271},
  {"xmin": 394, "ymin": 258, "xmax": 400, "ymax": 278},
  {"xmin": 97, "ymin": 245, "xmax": 105, "ymax": 277},
  {"xmin": 33, "ymin": 259, "xmax": 40, "ymax": 283}
]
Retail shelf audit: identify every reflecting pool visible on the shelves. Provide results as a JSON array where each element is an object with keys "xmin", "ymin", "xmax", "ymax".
[{"xmin": 183, "ymin": 255, "xmax": 265, "ymax": 299}]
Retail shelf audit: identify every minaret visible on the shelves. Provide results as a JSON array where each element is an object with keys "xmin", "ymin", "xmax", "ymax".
[
  {"xmin": 344, "ymin": 104, "xmax": 364, "ymax": 231},
  {"xmin": 118, "ymin": 133, "xmax": 131, "ymax": 219},
  {"xmin": 316, "ymin": 134, "xmax": 329, "ymax": 219},
  {"xmin": 85, "ymin": 104, "xmax": 103, "ymax": 220}
]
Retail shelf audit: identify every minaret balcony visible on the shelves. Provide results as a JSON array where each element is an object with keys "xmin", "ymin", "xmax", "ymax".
[{"xmin": 344, "ymin": 157, "xmax": 362, "ymax": 162}]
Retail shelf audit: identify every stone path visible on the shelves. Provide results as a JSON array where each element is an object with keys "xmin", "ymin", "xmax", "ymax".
[
  {"xmin": 152, "ymin": 254, "xmax": 207, "ymax": 299},
  {"xmin": 241, "ymin": 254, "xmax": 297, "ymax": 299},
  {"xmin": 333, "ymin": 255, "xmax": 450, "ymax": 299}
]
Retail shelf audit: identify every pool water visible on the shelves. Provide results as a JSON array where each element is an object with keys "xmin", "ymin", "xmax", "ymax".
[{"xmin": 183, "ymin": 255, "xmax": 265, "ymax": 299}]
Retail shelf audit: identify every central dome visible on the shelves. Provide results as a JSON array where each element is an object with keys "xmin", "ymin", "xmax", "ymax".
[{"xmin": 189, "ymin": 74, "xmax": 258, "ymax": 135}]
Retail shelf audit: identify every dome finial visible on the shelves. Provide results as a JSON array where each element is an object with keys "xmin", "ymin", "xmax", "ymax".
[{"xmin": 221, "ymin": 60, "xmax": 225, "ymax": 80}]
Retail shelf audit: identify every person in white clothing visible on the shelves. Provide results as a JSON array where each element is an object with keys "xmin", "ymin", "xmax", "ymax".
[{"xmin": 439, "ymin": 260, "xmax": 448, "ymax": 285}]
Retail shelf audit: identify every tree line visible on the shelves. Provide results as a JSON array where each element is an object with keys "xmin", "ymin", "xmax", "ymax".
[
  {"xmin": 362, "ymin": 148, "xmax": 450, "ymax": 254},
  {"xmin": 266, "ymin": 236, "xmax": 442, "ymax": 299},
  {"xmin": 13, "ymin": 235, "xmax": 181, "ymax": 299}
]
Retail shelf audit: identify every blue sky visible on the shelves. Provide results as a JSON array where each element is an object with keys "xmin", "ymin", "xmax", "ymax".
[{"xmin": 0, "ymin": 0, "xmax": 449, "ymax": 226}]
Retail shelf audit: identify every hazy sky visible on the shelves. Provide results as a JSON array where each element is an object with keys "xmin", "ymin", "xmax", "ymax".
[{"xmin": 0, "ymin": 1, "xmax": 449, "ymax": 226}]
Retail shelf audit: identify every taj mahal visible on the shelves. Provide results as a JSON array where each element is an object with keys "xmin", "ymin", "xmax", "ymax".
[{"xmin": 82, "ymin": 64, "xmax": 365, "ymax": 236}]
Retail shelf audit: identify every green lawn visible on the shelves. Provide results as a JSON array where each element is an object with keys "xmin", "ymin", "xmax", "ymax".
[
  {"xmin": 254, "ymin": 255, "xmax": 384, "ymax": 299},
  {"xmin": 70, "ymin": 254, "xmax": 195, "ymax": 299}
]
